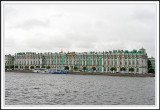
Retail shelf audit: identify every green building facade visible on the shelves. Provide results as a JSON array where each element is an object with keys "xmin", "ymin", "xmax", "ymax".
[
  {"xmin": 6, "ymin": 48, "xmax": 148, "ymax": 74},
  {"xmin": 5, "ymin": 54, "xmax": 14, "ymax": 69}
]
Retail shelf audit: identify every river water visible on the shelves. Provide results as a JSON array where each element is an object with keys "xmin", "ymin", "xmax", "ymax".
[{"xmin": 5, "ymin": 72, "xmax": 155, "ymax": 105}]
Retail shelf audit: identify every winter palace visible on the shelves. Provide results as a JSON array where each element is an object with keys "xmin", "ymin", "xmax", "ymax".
[{"xmin": 5, "ymin": 48, "xmax": 148, "ymax": 74}]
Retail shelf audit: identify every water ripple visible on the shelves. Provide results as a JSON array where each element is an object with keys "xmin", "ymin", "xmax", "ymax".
[{"xmin": 5, "ymin": 72, "xmax": 155, "ymax": 105}]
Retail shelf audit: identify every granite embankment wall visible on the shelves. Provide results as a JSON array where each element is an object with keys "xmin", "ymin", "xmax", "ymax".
[
  {"xmin": 68, "ymin": 71, "xmax": 155, "ymax": 77},
  {"xmin": 5, "ymin": 70, "xmax": 34, "ymax": 73},
  {"xmin": 5, "ymin": 70, "xmax": 155, "ymax": 77}
]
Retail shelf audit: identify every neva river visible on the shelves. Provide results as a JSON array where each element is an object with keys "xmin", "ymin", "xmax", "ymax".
[{"xmin": 5, "ymin": 72, "xmax": 155, "ymax": 105}]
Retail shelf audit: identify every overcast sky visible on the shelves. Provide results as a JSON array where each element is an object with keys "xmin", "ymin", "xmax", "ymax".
[{"xmin": 4, "ymin": 3, "xmax": 156, "ymax": 57}]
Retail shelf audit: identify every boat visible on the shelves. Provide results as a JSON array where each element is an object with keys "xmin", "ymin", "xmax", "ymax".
[
  {"xmin": 54, "ymin": 70, "xmax": 67, "ymax": 74},
  {"xmin": 33, "ymin": 69, "xmax": 43, "ymax": 73},
  {"xmin": 33, "ymin": 69, "xmax": 67, "ymax": 74},
  {"xmin": 33, "ymin": 69, "xmax": 54, "ymax": 73},
  {"xmin": 44, "ymin": 69, "xmax": 54, "ymax": 73}
]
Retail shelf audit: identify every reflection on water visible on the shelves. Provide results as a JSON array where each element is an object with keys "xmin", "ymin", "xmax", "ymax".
[{"xmin": 5, "ymin": 72, "xmax": 155, "ymax": 105}]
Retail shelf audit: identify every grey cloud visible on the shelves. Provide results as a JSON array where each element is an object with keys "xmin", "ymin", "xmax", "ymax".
[
  {"xmin": 132, "ymin": 6, "xmax": 156, "ymax": 21},
  {"xmin": 4, "ymin": 36, "xmax": 16, "ymax": 47},
  {"xmin": 4, "ymin": 3, "xmax": 156, "ymax": 58},
  {"xmin": 74, "ymin": 41, "xmax": 96, "ymax": 48},
  {"xmin": 10, "ymin": 19, "xmax": 50, "ymax": 30},
  {"xmin": 51, "ymin": 14, "xmax": 63, "ymax": 18},
  {"xmin": 24, "ymin": 34, "xmax": 72, "ymax": 49},
  {"xmin": 67, "ymin": 33, "xmax": 98, "ymax": 43}
]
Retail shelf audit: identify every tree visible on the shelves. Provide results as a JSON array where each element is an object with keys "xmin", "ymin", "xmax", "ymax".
[
  {"xmin": 25, "ymin": 66, "xmax": 29, "ymax": 70},
  {"xmin": 110, "ymin": 67, "xmax": 116, "ymax": 73},
  {"xmin": 10, "ymin": 65, "xmax": 14, "ymax": 69},
  {"xmin": 129, "ymin": 67, "xmax": 134, "ymax": 73},
  {"xmin": 5, "ymin": 66, "xmax": 9, "ymax": 69},
  {"xmin": 148, "ymin": 59, "xmax": 152, "ymax": 69},
  {"xmin": 74, "ymin": 66, "xmax": 78, "ymax": 71},
  {"xmin": 64, "ymin": 66, "xmax": 69, "ymax": 70},
  {"xmin": 36, "ymin": 66, "xmax": 40, "ymax": 69},
  {"xmin": 46, "ymin": 66, "xmax": 50, "ymax": 69},
  {"xmin": 30, "ymin": 66, "xmax": 34, "ymax": 69},
  {"xmin": 120, "ymin": 67, "xmax": 126, "ymax": 71},
  {"xmin": 83, "ymin": 66, "xmax": 87, "ymax": 71},
  {"xmin": 148, "ymin": 68, "xmax": 155, "ymax": 73},
  {"xmin": 92, "ymin": 66, "xmax": 96, "ymax": 71},
  {"xmin": 15, "ymin": 65, "xmax": 18, "ymax": 68},
  {"xmin": 148, "ymin": 59, "xmax": 154, "ymax": 73},
  {"xmin": 42, "ymin": 66, "xmax": 46, "ymax": 68}
]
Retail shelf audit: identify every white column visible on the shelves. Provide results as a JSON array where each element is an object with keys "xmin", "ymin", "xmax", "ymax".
[
  {"xmin": 142, "ymin": 67, "xmax": 144, "ymax": 74},
  {"xmin": 126, "ymin": 67, "xmax": 129, "ymax": 73},
  {"xmin": 106, "ymin": 58, "xmax": 107, "ymax": 66},
  {"xmin": 102, "ymin": 57, "xmax": 104, "ymax": 65},
  {"xmin": 102, "ymin": 66, "xmax": 104, "ymax": 72},
  {"xmin": 135, "ymin": 59, "xmax": 137, "ymax": 73},
  {"xmin": 117, "ymin": 56, "xmax": 119, "ymax": 72},
  {"xmin": 122, "ymin": 56, "xmax": 124, "ymax": 66},
  {"xmin": 146, "ymin": 59, "xmax": 148, "ymax": 74},
  {"xmin": 127, "ymin": 58, "xmax": 129, "ymax": 66},
  {"xmin": 102, "ymin": 57, "xmax": 104, "ymax": 72},
  {"xmin": 134, "ymin": 67, "xmax": 136, "ymax": 74},
  {"xmin": 131, "ymin": 57, "xmax": 133, "ymax": 67},
  {"xmin": 92, "ymin": 56, "xmax": 93, "ymax": 66},
  {"xmin": 141, "ymin": 58, "xmax": 143, "ymax": 74}
]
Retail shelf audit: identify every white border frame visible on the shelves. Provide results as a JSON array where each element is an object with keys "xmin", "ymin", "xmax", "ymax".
[{"xmin": 1, "ymin": 1, "xmax": 159, "ymax": 109}]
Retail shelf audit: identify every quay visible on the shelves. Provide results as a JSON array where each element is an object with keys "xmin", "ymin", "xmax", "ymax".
[{"xmin": 5, "ymin": 70, "xmax": 155, "ymax": 77}]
